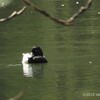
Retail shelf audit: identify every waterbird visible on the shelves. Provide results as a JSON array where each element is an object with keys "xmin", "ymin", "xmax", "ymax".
[{"xmin": 22, "ymin": 46, "xmax": 47, "ymax": 64}]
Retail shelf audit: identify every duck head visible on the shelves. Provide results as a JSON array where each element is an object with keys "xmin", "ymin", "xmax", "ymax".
[{"xmin": 31, "ymin": 46, "xmax": 43, "ymax": 56}]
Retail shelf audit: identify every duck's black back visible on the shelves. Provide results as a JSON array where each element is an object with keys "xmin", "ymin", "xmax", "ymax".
[{"xmin": 28, "ymin": 56, "xmax": 47, "ymax": 63}]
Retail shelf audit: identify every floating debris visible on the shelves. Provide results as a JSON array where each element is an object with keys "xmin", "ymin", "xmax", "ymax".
[
  {"xmin": 61, "ymin": 4, "xmax": 64, "ymax": 7},
  {"xmin": 98, "ymin": 12, "xmax": 100, "ymax": 15},
  {"xmin": 76, "ymin": 2, "xmax": 79, "ymax": 4},
  {"xmin": 89, "ymin": 61, "xmax": 92, "ymax": 64}
]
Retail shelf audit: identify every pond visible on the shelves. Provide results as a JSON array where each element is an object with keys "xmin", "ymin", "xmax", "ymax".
[{"xmin": 0, "ymin": 0, "xmax": 100, "ymax": 100}]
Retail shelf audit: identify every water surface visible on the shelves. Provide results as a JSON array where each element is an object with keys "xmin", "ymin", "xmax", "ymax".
[{"xmin": 0, "ymin": 0, "xmax": 100, "ymax": 100}]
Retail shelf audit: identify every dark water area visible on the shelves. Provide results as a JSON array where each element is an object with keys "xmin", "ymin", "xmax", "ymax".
[{"xmin": 0, "ymin": 0, "xmax": 100, "ymax": 100}]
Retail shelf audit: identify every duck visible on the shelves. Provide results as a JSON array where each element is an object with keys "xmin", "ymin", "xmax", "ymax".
[{"xmin": 22, "ymin": 46, "xmax": 47, "ymax": 64}]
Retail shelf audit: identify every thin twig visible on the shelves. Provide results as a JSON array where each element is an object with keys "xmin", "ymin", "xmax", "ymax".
[
  {"xmin": 66, "ymin": 0, "xmax": 93, "ymax": 23},
  {"xmin": 23, "ymin": 0, "xmax": 93, "ymax": 25},
  {"xmin": 0, "ymin": 6, "xmax": 27, "ymax": 23}
]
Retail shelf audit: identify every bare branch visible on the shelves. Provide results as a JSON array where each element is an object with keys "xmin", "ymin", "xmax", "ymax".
[
  {"xmin": 67, "ymin": 0, "xmax": 93, "ymax": 23},
  {"xmin": 0, "ymin": 6, "xmax": 27, "ymax": 23},
  {"xmin": 23, "ymin": 0, "xmax": 93, "ymax": 25},
  {"xmin": 0, "ymin": 0, "xmax": 93, "ymax": 25}
]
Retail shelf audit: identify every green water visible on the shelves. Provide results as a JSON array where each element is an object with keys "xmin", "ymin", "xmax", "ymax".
[{"xmin": 0, "ymin": 0, "xmax": 100, "ymax": 100}]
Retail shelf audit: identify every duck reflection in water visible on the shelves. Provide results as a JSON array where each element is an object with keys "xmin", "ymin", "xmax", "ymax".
[{"xmin": 22, "ymin": 63, "xmax": 44, "ymax": 78}]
